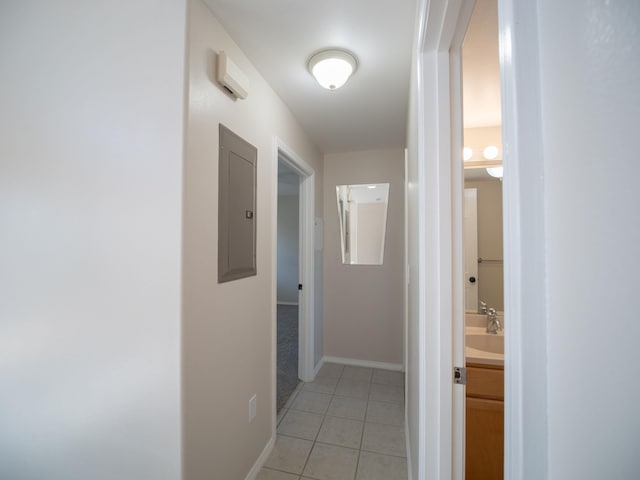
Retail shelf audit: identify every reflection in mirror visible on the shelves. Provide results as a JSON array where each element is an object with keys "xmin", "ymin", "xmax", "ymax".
[
  {"xmin": 463, "ymin": 168, "xmax": 503, "ymax": 312},
  {"xmin": 336, "ymin": 183, "xmax": 390, "ymax": 265}
]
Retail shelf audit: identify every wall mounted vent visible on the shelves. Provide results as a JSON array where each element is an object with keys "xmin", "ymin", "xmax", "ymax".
[{"xmin": 217, "ymin": 51, "xmax": 249, "ymax": 99}]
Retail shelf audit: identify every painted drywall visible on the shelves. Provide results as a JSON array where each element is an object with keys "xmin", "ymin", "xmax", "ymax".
[
  {"xmin": 535, "ymin": 0, "xmax": 640, "ymax": 477},
  {"xmin": 465, "ymin": 180, "xmax": 504, "ymax": 311},
  {"xmin": 277, "ymin": 194, "xmax": 299, "ymax": 304},
  {"xmin": 0, "ymin": 1, "xmax": 185, "ymax": 479},
  {"xmin": 323, "ymin": 149, "xmax": 404, "ymax": 365},
  {"xmin": 183, "ymin": 1, "xmax": 323, "ymax": 478}
]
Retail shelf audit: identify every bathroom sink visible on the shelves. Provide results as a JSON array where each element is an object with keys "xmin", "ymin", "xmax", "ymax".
[{"xmin": 466, "ymin": 333, "xmax": 504, "ymax": 355}]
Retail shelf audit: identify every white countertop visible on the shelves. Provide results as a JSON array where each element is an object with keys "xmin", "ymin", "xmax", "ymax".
[
  {"xmin": 465, "ymin": 327, "xmax": 504, "ymax": 366},
  {"xmin": 465, "ymin": 314, "xmax": 505, "ymax": 366}
]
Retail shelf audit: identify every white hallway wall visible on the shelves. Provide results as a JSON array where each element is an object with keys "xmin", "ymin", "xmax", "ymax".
[
  {"xmin": 323, "ymin": 149, "xmax": 405, "ymax": 366},
  {"xmin": 536, "ymin": 0, "xmax": 640, "ymax": 477},
  {"xmin": 0, "ymin": 0, "xmax": 326, "ymax": 478},
  {"xmin": 0, "ymin": 1, "xmax": 186, "ymax": 479},
  {"xmin": 182, "ymin": 0, "xmax": 323, "ymax": 478}
]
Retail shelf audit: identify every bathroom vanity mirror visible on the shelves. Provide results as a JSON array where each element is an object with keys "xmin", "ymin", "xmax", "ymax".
[
  {"xmin": 336, "ymin": 183, "xmax": 390, "ymax": 265},
  {"xmin": 463, "ymin": 168, "xmax": 504, "ymax": 312}
]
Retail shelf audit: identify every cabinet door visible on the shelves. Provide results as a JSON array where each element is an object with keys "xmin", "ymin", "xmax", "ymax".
[
  {"xmin": 467, "ymin": 364, "xmax": 504, "ymax": 400},
  {"xmin": 466, "ymin": 397, "xmax": 504, "ymax": 480}
]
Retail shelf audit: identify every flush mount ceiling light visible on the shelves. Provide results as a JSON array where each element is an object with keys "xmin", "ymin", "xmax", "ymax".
[
  {"xmin": 463, "ymin": 147, "xmax": 473, "ymax": 161},
  {"xmin": 308, "ymin": 49, "xmax": 358, "ymax": 91}
]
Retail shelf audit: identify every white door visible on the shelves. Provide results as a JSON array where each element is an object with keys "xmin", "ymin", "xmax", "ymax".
[{"xmin": 464, "ymin": 188, "xmax": 478, "ymax": 311}]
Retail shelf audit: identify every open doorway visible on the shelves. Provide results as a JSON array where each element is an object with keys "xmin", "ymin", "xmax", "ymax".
[
  {"xmin": 461, "ymin": 0, "xmax": 504, "ymax": 478},
  {"xmin": 274, "ymin": 140, "xmax": 317, "ymax": 419},
  {"xmin": 276, "ymin": 160, "xmax": 301, "ymax": 410}
]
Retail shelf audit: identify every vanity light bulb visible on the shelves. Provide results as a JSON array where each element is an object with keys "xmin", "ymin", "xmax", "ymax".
[
  {"xmin": 463, "ymin": 147, "xmax": 473, "ymax": 161},
  {"xmin": 483, "ymin": 146, "xmax": 499, "ymax": 160}
]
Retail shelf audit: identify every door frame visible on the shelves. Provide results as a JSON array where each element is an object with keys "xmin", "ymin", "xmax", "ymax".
[
  {"xmin": 412, "ymin": 1, "xmax": 475, "ymax": 478},
  {"xmin": 497, "ymin": 0, "xmax": 548, "ymax": 477},
  {"xmin": 273, "ymin": 138, "xmax": 316, "ymax": 385},
  {"xmin": 414, "ymin": 0, "xmax": 548, "ymax": 478}
]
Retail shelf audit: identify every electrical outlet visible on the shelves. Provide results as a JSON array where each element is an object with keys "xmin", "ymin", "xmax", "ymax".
[{"xmin": 249, "ymin": 394, "xmax": 256, "ymax": 422}]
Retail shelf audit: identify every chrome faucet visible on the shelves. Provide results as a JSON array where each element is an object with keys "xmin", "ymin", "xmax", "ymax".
[
  {"xmin": 480, "ymin": 301, "xmax": 488, "ymax": 314},
  {"xmin": 486, "ymin": 307, "xmax": 503, "ymax": 334}
]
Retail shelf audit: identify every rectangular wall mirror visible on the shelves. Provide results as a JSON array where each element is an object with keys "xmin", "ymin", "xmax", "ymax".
[
  {"xmin": 463, "ymin": 167, "xmax": 503, "ymax": 312},
  {"xmin": 336, "ymin": 183, "xmax": 390, "ymax": 265}
]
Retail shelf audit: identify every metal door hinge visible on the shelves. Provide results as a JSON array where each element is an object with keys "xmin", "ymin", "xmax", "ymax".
[{"xmin": 453, "ymin": 366, "xmax": 467, "ymax": 385}]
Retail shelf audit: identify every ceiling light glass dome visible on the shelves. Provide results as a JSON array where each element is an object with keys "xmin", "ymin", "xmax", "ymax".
[{"xmin": 308, "ymin": 49, "xmax": 358, "ymax": 90}]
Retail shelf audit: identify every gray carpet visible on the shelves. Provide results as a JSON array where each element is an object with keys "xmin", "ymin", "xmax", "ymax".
[{"xmin": 277, "ymin": 304, "xmax": 299, "ymax": 412}]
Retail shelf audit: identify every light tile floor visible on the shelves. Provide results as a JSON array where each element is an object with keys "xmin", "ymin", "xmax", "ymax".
[{"xmin": 259, "ymin": 363, "xmax": 407, "ymax": 480}]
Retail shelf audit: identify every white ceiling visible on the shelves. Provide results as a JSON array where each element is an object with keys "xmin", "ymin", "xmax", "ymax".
[
  {"xmin": 202, "ymin": 0, "xmax": 418, "ymax": 153},
  {"xmin": 202, "ymin": 0, "xmax": 501, "ymax": 154}
]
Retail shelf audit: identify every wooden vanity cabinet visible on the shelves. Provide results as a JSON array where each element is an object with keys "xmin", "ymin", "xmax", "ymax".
[{"xmin": 465, "ymin": 363, "xmax": 504, "ymax": 480}]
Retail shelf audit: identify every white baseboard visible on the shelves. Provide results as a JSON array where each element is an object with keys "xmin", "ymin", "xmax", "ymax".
[
  {"xmin": 321, "ymin": 356, "xmax": 404, "ymax": 372},
  {"xmin": 244, "ymin": 435, "xmax": 275, "ymax": 480},
  {"xmin": 276, "ymin": 301, "xmax": 299, "ymax": 306}
]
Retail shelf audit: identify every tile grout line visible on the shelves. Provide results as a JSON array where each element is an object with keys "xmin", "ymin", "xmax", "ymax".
[
  {"xmin": 269, "ymin": 366, "xmax": 408, "ymax": 479},
  {"xmin": 296, "ymin": 377, "xmax": 337, "ymax": 479},
  {"xmin": 352, "ymin": 372, "xmax": 373, "ymax": 480},
  {"xmin": 340, "ymin": 365, "xmax": 361, "ymax": 480}
]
